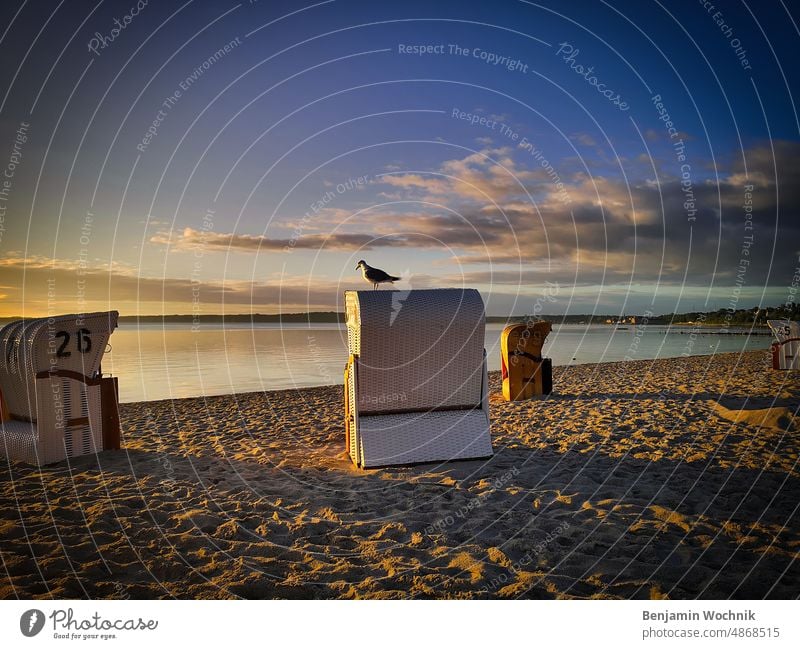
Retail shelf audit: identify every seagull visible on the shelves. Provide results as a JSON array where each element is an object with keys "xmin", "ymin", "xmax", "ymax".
[{"xmin": 356, "ymin": 260, "xmax": 401, "ymax": 290}]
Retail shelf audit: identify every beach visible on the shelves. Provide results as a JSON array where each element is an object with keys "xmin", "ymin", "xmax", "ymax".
[{"xmin": 1, "ymin": 350, "xmax": 798, "ymax": 599}]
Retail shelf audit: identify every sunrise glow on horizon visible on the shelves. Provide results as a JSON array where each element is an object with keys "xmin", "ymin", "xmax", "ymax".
[{"xmin": 1, "ymin": 0, "xmax": 797, "ymax": 319}]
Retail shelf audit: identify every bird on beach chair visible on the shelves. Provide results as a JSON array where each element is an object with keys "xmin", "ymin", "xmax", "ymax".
[{"xmin": 356, "ymin": 260, "xmax": 401, "ymax": 289}]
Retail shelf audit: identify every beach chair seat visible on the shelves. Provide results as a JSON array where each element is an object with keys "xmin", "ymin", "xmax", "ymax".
[
  {"xmin": 344, "ymin": 288, "xmax": 492, "ymax": 468},
  {"xmin": 500, "ymin": 321, "xmax": 552, "ymax": 400},
  {"xmin": 0, "ymin": 311, "xmax": 121, "ymax": 465},
  {"xmin": 767, "ymin": 320, "xmax": 800, "ymax": 370}
]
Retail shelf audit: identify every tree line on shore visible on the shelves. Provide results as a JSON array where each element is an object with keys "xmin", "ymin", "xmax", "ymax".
[{"xmin": 3, "ymin": 305, "xmax": 796, "ymax": 326}]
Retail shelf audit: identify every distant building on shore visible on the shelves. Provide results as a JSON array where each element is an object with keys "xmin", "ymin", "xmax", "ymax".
[{"xmin": 606, "ymin": 315, "xmax": 639, "ymax": 325}]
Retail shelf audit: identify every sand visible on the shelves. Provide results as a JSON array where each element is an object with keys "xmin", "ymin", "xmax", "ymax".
[{"xmin": 1, "ymin": 350, "xmax": 798, "ymax": 599}]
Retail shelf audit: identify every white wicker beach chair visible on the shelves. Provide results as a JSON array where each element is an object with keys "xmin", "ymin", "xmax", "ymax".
[
  {"xmin": 0, "ymin": 311, "xmax": 119, "ymax": 465},
  {"xmin": 344, "ymin": 288, "xmax": 493, "ymax": 468},
  {"xmin": 768, "ymin": 320, "xmax": 800, "ymax": 369}
]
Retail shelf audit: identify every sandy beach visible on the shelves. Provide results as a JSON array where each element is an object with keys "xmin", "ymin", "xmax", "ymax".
[{"xmin": 1, "ymin": 350, "xmax": 798, "ymax": 599}]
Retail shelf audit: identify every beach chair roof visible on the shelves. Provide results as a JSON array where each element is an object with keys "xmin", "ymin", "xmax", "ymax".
[{"xmin": 0, "ymin": 311, "xmax": 118, "ymax": 420}]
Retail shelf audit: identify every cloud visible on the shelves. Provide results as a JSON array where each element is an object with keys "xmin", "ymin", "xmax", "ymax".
[
  {"xmin": 645, "ymin": 129, "xmax": 661, "ymax": 142},
  {"xmin": 150, "ymin": 226, "xmax": 467, "ymax": 253},
  {"xmin": 368, "ymin": 140, "xmax": 800, "ymax": 290},
  {"xmin": 0, "ymin": 255, "xmax": 348, "ymax": 315},
  {"xmin": 570, "ymin": 132, "xmax": 597, "ymax": 146},
  {"xmin": 151, "ymin": 227, "xmax": 374, "ymax": 252},
  {"xmin": 377, "ymin": 147, "xmax": 550, "ymax": 204},
  {"xmin": 146, "ymin": 140, "xmax": 800, "ymax": 300}
]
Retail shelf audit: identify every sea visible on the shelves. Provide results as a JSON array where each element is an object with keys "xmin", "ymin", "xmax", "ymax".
[{"xmin": 103, "ymin": 323, "xmax": 771, "ymax": 403}]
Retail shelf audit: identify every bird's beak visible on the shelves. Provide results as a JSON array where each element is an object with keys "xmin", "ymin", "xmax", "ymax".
[{"xmin": 355, "ymin": 264, "xmax": 359, "ymax": 270}]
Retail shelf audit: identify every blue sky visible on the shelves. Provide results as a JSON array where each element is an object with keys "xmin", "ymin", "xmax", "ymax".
[{"xmin": 0, "ymin": 0, "xmax": 798, "ymax": 316}]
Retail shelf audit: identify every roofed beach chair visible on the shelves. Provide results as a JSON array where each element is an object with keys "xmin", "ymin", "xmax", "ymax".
[
  {"xmin": 768, "ymin": 320, "xmax": 800, "ymax": 370},
  {"xmin": 500, "ymin": 321, "xmax": 552, "ymax": 400},
  {"xmin": 0, "ymin": 311, "xmax": 120, "ymax": 465},
  {"xmin": 344, "ymin": 288, "xmax": 493, "ymax": 468}
]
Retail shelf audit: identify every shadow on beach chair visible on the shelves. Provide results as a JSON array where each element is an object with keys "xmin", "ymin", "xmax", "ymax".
[
  {"xmin": 0, "ymin": 311, "xmax": 121, "ymax": 465},
  {"xmin": 343, "ymin": 288, "xmax": 493, "ymax": 468}
]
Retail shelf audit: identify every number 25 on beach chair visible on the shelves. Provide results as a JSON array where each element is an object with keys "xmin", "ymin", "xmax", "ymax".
[
  {"xmin": 768, "ymin": 320, "xmax": 800, "ymax": 370},
  {"xmin": 343, "ymin": 288, "xmax": 493, "ymax": 468},
  {"xmin": 500, "ymin": 321, "xmax": 553, "ymax": 401},
  {"xmin": 0, "ymin": 311, "xmax": 121, "ymax": 465}
]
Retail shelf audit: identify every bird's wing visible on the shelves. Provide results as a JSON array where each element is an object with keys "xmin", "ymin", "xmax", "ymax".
[{"xmin": 365, "ymin": 268, "xmax": 392, "ymax": 282}]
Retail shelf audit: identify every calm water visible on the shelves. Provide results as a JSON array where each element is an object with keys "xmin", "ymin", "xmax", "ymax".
[{"xmin": 104, "ymin": 323, "xmax": 770, "ymax": 403}]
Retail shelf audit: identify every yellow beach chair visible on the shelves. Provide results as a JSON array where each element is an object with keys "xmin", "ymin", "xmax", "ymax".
[{"xmin": 500, "ymin": 321, "xmax": 552, "ymax": 400}]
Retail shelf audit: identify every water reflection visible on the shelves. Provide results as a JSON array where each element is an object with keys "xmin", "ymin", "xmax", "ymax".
[{"xmin": 105, "ymin": 323, "xmax": 768, "ymax": 403}]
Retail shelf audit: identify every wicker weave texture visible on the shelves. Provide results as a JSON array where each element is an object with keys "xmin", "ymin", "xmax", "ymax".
[
  {"xmin": 0, "ymin": 419, "xmax": 38, "ymax": 464},
  {"xmin": 0, "ymin": 311, "xmax": 118, "ymax": 420},
  {"xmin": 1, "ymin": 320, "xmax": 25, "ymax": 373},
  {"xmin": 0, "ymin": 316, "xmax": 47, "ymax": 418},
  {"xmin": 349, "ymin": 356, "xmax": 492, "ymax": 467},
  {"xmin": 768, "ymin": 320, "xmax": 800, "ymax": 369},
  {"xmin": 347, "ymin": 357, "xmax": 359, "ymax": 461},
  {"xmin": 37, "ymin": 376, "xmax": 103, "ymax": 464},
  {"xmin": 358, "ymin": 409, "xmax": 492, "ymax": 468},
  {"xmin": 0, "ymin": 377, "xmax": 103, "ymax": 465},
  {"xmin": 0, "ymin": 312, "xmax": 115, "ymax": 465},
  {"xmin": 344, "ymin": 289, "xmax": 493, "ymax": 467},
  {"xmin": 345, "ymin": 289, "xmax": 485, "ymax": 413}
]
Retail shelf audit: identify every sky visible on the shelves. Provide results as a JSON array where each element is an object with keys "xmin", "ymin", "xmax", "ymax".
[{"xmin": 0, "ymin": 0, "xmax": 798, "ymax": 317}]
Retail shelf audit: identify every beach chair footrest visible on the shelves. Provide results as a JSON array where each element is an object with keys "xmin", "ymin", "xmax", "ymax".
[{"xmin": 357, "ymin": 409, "xmax": 492, "ymax": 468}]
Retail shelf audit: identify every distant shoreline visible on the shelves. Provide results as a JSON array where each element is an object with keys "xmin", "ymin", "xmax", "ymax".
[
  {"xmin": 122, "ymin": 313, "xmax": 772, "ymax": 330},
  {"xmin": 0, "ymin": 311, "xmax": 774, "ymax": 329}
]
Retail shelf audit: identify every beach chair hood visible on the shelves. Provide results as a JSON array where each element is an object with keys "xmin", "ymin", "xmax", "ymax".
[{"xmin": 344, "ymin": 289, "xmax": 492, "ymax": 467}]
